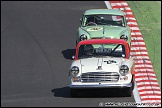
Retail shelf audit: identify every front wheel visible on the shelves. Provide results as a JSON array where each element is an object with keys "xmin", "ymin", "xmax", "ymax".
[
  {"xmin": 124, "ymin": 81, "xmax": 134, "ymax": 97},
  {"xmin": 70, "ymin": 88, "xmax": 78, "ymax": 97},
  {"xmin": 124, "ymin": 87, "xmax": 132, "ymax": 97}
]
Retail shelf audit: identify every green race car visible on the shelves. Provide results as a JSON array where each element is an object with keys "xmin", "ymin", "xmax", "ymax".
[{"xmin": 77, "ymin": 9, "xmax": 131, "ymax": 47}]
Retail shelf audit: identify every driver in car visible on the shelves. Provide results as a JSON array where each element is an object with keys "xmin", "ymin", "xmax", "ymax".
[{"xmin": 86, "ymin": 16, "xmax": 98, "ymax": 26}]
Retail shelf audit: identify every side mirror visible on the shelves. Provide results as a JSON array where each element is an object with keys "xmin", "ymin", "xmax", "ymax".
[
  {"xmin": 72, "ymin": 55, "xmax": 75, "ymax": 60},
  {"xmin": 80, "ymin": 18, "xmax": 82, "ymax": 23},
  {"xmin": 126, "ymin": 19, "xmax": 128, "ymax": 24}
]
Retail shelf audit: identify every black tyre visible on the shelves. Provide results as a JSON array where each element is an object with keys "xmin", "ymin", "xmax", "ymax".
[
  {"xmin": 124, "ymin": 81, "xmax": 134, "ymax": 97},
  {"xmin": 124, "ymin": 87, "xmax": 132, "ymax": 97},
  {"xmin": 70, "ymin": 88, "xmax": 78, "ymax": 98}
]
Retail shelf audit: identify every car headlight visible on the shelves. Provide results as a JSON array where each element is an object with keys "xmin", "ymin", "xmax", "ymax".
[
  {"xmin": 70, "ymin": 66, "xmax": 79, "ymax": 76},
  {"xmin": 80, "ymin": 34, "xmax": 87, "ymax": 41},
  {"xmin": 120, "ymin": 35, "xmax": 128, "ymax": 41},
  {"xmin": 119, "ymin": 65, "xmax": 129, "ymax": 76}
]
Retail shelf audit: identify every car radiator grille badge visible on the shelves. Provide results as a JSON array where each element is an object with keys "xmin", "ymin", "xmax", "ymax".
[{"xmin": 97, "ymin": 66, "xmax": 102, "ymax": 70}]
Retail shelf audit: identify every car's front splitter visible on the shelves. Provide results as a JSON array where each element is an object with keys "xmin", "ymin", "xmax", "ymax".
[{"xmin": 69, "ymin": 82, "xmax": 132, "ymax": 89}]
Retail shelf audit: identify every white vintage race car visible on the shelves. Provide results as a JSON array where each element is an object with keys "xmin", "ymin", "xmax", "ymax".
[{"xmin": 69, "ymin": 39, "xmax": 135, "ymax": 97}]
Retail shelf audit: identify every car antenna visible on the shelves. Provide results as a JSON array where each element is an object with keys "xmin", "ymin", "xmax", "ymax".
[
  {"xmin": 102, "ymin": 26, "xmax": 105, "ymax": 47},
  {"xmin": 103, "ymin": 26, "xmax": 105, "ymax": 39}
]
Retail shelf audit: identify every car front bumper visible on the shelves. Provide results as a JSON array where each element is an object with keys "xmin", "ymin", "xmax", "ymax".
[{"xmin": 69, "ymin": 82, "xmax": 132, "ymax": 89}]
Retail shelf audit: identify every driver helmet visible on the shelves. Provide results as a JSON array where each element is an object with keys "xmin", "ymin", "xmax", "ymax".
[
  {"xmin": 87, "ymin": 16, "xmax": 98, "ymax": 24},
  {"xmin": 84, "ymin": 44, "xmax": 94, "ymax": 56}
]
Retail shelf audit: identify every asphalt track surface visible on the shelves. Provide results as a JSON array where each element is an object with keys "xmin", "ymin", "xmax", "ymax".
[{"xmin": 1, "ymin": 1, "xmax": 135, "ymax": 107}]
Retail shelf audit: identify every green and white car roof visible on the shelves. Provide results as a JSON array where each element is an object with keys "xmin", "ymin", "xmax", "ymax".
[{"xmin": 84, "ymin": 9, "xmax": 125, "ymax": 16}]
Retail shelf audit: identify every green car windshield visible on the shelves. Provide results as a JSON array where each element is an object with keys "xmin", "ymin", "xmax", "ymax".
[
  {"xmin": 82, "ymin": 14, "xmax": 125, "ymax": 27},
  {"xmin": 78, "ymin": 44, "xmax": 126, "ymax": 59}
]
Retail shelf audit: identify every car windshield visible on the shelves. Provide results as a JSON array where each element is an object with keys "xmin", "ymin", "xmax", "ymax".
[
  {"xmin": 78, "ymin": 44, "xmax": 126, "ymax": 59},
  {"xmin": 82, "ymin": 14, "xmax": 125, "ymax": 27}
]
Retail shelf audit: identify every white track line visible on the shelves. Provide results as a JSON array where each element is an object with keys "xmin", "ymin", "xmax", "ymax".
[
  {"xmin": 141, "ymin": 96, "xmax": 161, "ymax": 99},
  {"xmin": 135, "ymin": 74, "xmax": 156, "ymax": 77},
  {"xmin": 134, "ymin": 69, "xmax": 154, "ymax": 72},
  {"xmin": 136, "ymin": 82, "xmax": 160, "ymax": 85},
  {"xmin": 127, "ymin": 22, "xmax": 138, "ymax": 25},
  {"xmin": 135, "ymin": 60, "xmax": 151, "ymax": 62},
  {"xmin": 135, "ymin": 65, "xmax": 153, "ymax": 67},
  {"xmin": 104, "ymin": 1, "xmax": 112, "ymax": 9},
  {"xmin": 124, "ymin": 12, "xmax": 133, "ymax": 15},
  {"xmin": 131, "ymin": 32, "xmax": 142, "ymax": 35},
  {"xmin": 138, "ymin": 91, "xmax": 161, "ymax": 94},
  {"xmin": 131, "ymin": 51, "xmax": 148, "ymax": 54},
  {"xmin": 133, "ymin": 81, "xmax": 143, "ymax": 106},
  {"xmin": 131, "ymin": 41, "xmax": 145, "ymax": 44},
  {"xmin": 131, "ymin": 47, "xmax": 146, "ymax": 50},
  {"xmin": 137, "ymin": 86, "xmax": 161, "ymax": 90}
]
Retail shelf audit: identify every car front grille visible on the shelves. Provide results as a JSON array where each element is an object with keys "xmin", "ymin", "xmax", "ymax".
[
  {"xmin": 91, "ymin": 37, "xmax": 103, "ymax": 39},
  {"xmin": 91, "ymin": 37, "xmax": 117, "ymax": 39},
  {"xmin": 81, "ymin": 72, "xmax": 119, "ymax": 82}
]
